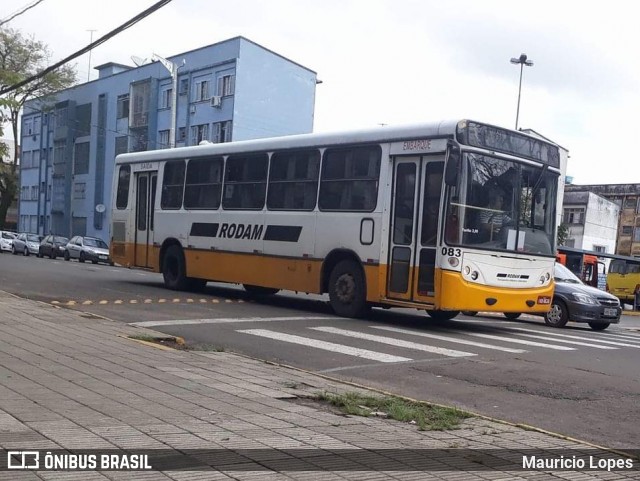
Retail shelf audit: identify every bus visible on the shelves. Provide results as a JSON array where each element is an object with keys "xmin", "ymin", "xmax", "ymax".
[
  {"xmin": 606, "ymin": 254, "xmax": 640, "ymax": 306},
  {"xmin": 556, "ymin": 246, "xmax": 606, "ymax": 289},
  {"xmin": 110, "ymin": 119, "xmax": 561, "ymax": 320}
]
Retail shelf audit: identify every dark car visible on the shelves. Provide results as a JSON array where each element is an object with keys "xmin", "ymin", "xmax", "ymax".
[
  {"xmin": 545, "ymin": 263, "xmax": 621, "ymax": 330},
  {"xmin": 38, "ymin": 235, "xmax": 70, "ymax": 259}
]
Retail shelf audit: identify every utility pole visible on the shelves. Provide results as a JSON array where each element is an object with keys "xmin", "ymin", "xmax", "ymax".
[{"xmin": 87, "ymin": 29, "xmax": 97, "ymax": 82}]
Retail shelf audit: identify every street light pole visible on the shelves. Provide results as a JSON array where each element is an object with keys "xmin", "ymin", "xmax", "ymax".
[
  {"xmin": 152, "ymin": 54, "xmax": 183, "ymax": 148},
  {"xmin": 510, "ymin": 53, "xmax": 533, "ymax": 130}
]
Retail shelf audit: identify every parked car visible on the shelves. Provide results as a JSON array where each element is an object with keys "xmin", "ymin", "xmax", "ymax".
[
  {"xmin": 38, "ymin": 235, "xmax": 70, "ymax": 259},
  {"xmin": 0, "ymin": 231, "xmax": 16, "ymax": 253},
  {"xmin": 544, "ymin": 263, "xmax": 621, "ymax": 330},
  {"xmin": 64, "ymin": 236, "xmax": 113, "ymax": 265},
  {"xmin": 12, "ymin": 233, "xmax": 44, "ymax": 256}
]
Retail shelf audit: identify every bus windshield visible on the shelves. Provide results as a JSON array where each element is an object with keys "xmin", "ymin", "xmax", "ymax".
[{"xmin": 444, "ymin": 152, "xmax": 558, "ymax": 255}]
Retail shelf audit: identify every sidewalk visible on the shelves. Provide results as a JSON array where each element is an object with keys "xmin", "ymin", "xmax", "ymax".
[{"xmin": 0, "ymin": 290, "xmax": 638, "ymax": 480}]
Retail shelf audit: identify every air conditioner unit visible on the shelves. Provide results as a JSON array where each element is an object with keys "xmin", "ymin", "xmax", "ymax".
[
  {"xmin": 189, "ymin": 104, "xmax": 197, "ymax": 114},
  {"xmin": 210, "ymin": 96, "xmax": 222, "ymax": 108}
]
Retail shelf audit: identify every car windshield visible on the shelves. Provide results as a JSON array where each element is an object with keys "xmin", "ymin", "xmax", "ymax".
[
  {"xmin": 54, "ymin": 236, "xmax": 69, "ymax": 244},
  {"xmin": 27, "ymin": 234, "xmax": 42, "ymax": 242},
  {"xmin": 554, "ymin": 263, "xmax": 583, "ymax": 284},
  {"xmin": 2, "ymin": 232, "xmax": 16, "ymax": 239},
  {"xmin": 84, "ymin": 238, "xmax": 108, "ymax": 249}
]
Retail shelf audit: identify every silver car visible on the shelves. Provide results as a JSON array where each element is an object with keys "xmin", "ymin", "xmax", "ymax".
[
  {"xmin": 12, "ymin": 233, "xmax": 44, "ymax": 256},
  {"xmin": 64, "ymin": 236, "xmax": 113, "ymax": 265},
  {"xmin": 0, "ymin": 231, "xmax": 16, "ymax": 253}
]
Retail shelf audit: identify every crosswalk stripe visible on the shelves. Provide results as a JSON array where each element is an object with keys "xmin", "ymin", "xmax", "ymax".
[
  {"xmin": 466, "ymin": 333, "xmax": 576, "ymax": 350},
  {"xmin": 511, "ymin": 333, "xmax": 618, "ymax": 349},
  {"xmin": 238, "ymin": 329, "xmax": 412, "ymax": 363},
  {"xmin": 369, "ymin": 326, "xmax": 527, "ymax": 353},
  {"xmin": 311, "ymin": 327, "xmax": 475, "ymax": 358},
  {"xmin": 590, "ymin": 332, "xmax": 640, "ymax": 343},
  {"xmin": 504, "ymin": 327, "xmax": 640, "ymax": 348},
  {"xmin": 130, "ymin": 316, "xmax": 335, "ymax": 327}
]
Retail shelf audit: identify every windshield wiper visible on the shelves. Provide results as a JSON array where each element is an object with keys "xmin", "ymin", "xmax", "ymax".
[{"xmin": 530, "ymin": 163, "xmax": 549, "ymax": 199}]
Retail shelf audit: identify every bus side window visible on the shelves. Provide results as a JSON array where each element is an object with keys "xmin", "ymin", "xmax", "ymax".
[{"xmin": 116, "ymin": 165, "xmax": 131, "ymax": 209}]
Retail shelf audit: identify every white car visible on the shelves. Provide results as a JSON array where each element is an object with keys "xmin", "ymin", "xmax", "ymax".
[{"xmin": 0, "ymin": 231, "xmax": 16, "ymax": 252}]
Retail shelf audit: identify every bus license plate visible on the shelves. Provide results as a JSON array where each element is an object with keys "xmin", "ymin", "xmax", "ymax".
[{"xmin": 604, "ymin": 308, "xmax": 617, "ymax": 317}]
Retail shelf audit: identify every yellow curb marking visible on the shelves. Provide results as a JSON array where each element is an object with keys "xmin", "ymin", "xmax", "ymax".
[
  {"xmin": 144, "ymin": 299, "xmax": 153, "ymax": 304},
  {"xmin": 199, "ymin": 299, "xmax": 208, "ymax": 303},
  {"xmin": 129, "ymin": 300, "xmax": 138, "ymax": 304},
  {"xmin": 51, "ymin": 301, "xmax": 60, "ymax": 305},
  {"xmin": 66, "ymin": 301, "xmax": 76, "ymax": 306},
  {"xmin": 225, "ymin": 299, "xmax": 233, "ymax": 303},
  {"xmin": 114, "ymin": 300, "xmax": 123, "ymax": 304},
  {"xmin": 82, "ymin": 300, "xmax": 93, "ymax": 305},
  {"xmin": 186, "ymin": 298, "xmax": 194, "ymax": 303},
  {"xmin": 158, "ymin": 299, "xmax": 166, "ymax": 303},
  {"xmin": 172, "ymin": 298, "xmax": 181, "ymax": 303},
  {"xmin": 99, "ymin": 300, "xmax": 108, "ymax": 305},
  {"xmin": 212, "ymin": 299, "xmax": 219, "ymax": 303},
  {"xmin": 238, "ymin": 299, "xmax": 244, "ymax": 303}
]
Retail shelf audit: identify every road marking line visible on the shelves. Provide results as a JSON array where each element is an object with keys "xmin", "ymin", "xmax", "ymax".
[
  {"xmin": 238, "ymin": 329, "xmax": 412, "ymax": 363},
  {"xmin": 51, "ymin": 301, "xmax": 60, "ymax": 305},
  {"xmin": 129, "ymin": 300, "xmax": 138, "ymax": 304},
  {"xmin": 130, "ymin": 316, "xmax": 336, "ymax": 327},
  {"xmin": 158, "ymin": 299, "xmax": 166, "ymax": 303},
  {"xmin": 99, "ymin": 300, "xmax": 108, "ymax": 305},
  {"xmin": 82, "ymin": 300, "xmax": 93, "ymax": 305},
  {"xmin": 504, "ymin": 327, "xmax": 640, "ymax": 348},
  {"xmin": 371, "ymin": 326, "xmax": 527, "ymax": 353},
  {"xmin": 225, "ymin": 299, "xmax": 233, "ymax": 303},
  {"xmin": 212, "ymin": 299, "xmax": 219, "ymax": 303},
  {"xmin": 466, "ymin": 333, "xmax": 576, "ymax": 350},
  {"xmin": 311, "ymin": 327, "xmax": 475, "ymax": 358},
  {"xmin": 199, "ymin": 299, "xmax": 208, "ymax": 303},
  {"xmin": 511, "ymin": 333, "xmax": 617, "ymax": 349},
  {"xmin": 114, "ymin": 300, "xmax": 123, "ymax": 304},
  {"xmin": 172, "ymin": 298, "xmax": 181, "ymax": 303},
  {"xmin": 144, "ymin": 299, "xmax": 152, "ymax": 304},
  {"xmin": 66, "ymin": 301, "xmax": 76, "ymax": 306},
  {"xmin": 186, "ymin": 298, "xmax": 194, "ymax": 303}
]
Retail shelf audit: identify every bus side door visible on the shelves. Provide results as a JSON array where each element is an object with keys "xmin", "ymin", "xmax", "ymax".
[{"xmin": 133, "ymin": 171, "xmax": 157, "ymax": 269}]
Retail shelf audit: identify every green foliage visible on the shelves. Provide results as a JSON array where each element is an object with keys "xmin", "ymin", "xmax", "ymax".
[{"xmin": 557, "ymin": 223, "xmax": 569, "ymax": 246}]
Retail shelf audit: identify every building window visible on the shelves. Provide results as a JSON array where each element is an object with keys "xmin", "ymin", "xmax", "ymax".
[
  {"xmin": 319, "ymin": 145, "xmax": 381, "ymax": 212},
  {"xmin": 115, "ymin": 136, "xmax": 128, "ymax": 156},
  {"xmin": 158, "ymin": 130, "xmax": 170, "ymax": 149},
  {"xmin": 159, "ymin": 87, "xmax": 172, "ymax": 109},
  {"xmin": 75, "ymin": 103, "xmax": 92, "ymax": 137},
  {"xmin": 23, "ymin": 118, "xmax": 33, "ymax": 136},
  {"xmin": 622, "ymin": 225, "xmax": 633, "ymax": 236},
  {"xmin": 267, "ymin": 149, "xmax": 320, "ymax": 211},
  {"xmin": 184, "ymin": 157, "xmax": 223, "ymax": 210},
  {"xmin": 218, "ymin": 74, "xmax": 235, "ymax": 96},
  {"xmin": 190, "ymin": 124, "xmax": 209, "ymax": 145},
  {"xmin": 624, "ymin": 197, "xmax": 636, "ymax": 210},
  {"xmin": 21, "ymin": 150, "xmax": 32, "ymax": 169},
  {"xmin": 73, "ymin": 142, "xmax": 90, "ymax": 175},
  {"xmin": 563, "ymin": 207, "xmax": 584, "ymax": 224},
  {"xmin": 117, "ymin": 94, "xmax": 130, "ymax": 119},
  {"xmin": 222, "ymin": 153, "xmax": 268, "ymax": 210},
  {"xmin": 177, "ymin": 127, "xmax": 186, "ymax": 142},
  {"xmin": 31, "ymin": 186, "xmax": 38, "ymax": 200},
  {"xmin": 593, "ymin": 245, "xmax": 606, "ymax": 253},
  {"xmin": 33, "ymin": 150, "xmax": 40, "ymax": 169},
  {"xmin": 179, "ymin": 78, "xmax": 189, "ymax": 95},
  {"xmin": 212, "ymin": 121, "xmax": 231, "ymax": 143},
  {"xmin": 194, "ymin": 79, "xmax": 210, "ymax": 102},
  {"xmin": 635, "ymin": 228, "xmax": 640, "ymax": 243},
  {"xmin": 73, "ymin": 182, "xmax": 86, "ymax": 199}
]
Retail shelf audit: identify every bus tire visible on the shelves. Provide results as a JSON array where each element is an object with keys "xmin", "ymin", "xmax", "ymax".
[
  {"xmin": 588, "ymin": 322, "xmax": 610, "ymax": 331},
  {"xmin": 427, "ymin": 310, "xmax": 459, "ymax": 321},
  {"xmin": 162, "ymin": 245, "xmax": 190, "ymax": 291},
  {"xmin": 503, "ymin": 312, "xmax": 521, "ymax": 320},
  {"xmin": 243, "ymin": 285, "xmax": 279, "ymax": 297},
  {"xmin": 328, "ymin": 259, "xmax": 369, "ymax": 318},
  {"xmin": 544, "ymin": 299, "xmax": 568, "ymax": 328}
]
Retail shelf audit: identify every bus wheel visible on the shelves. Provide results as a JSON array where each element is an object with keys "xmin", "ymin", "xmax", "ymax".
[
  {"xmin": 162, "ymin": 245, "xmax": 189, "ymax": 291},
  {"xmin": 588, "ymin": 322, "xmax": 610, "ymax": 331},
  {"xmin": 427, "ymin": 310, "xmax": 459, "ymax": 321},
  {"xmin": 243, "ymin": 285, "xmax": 279, "ymax": 297},
  {"xmin": 328, "ymin": 259, "xmax": 369, "ymax": 318},
  {"xmin": 544, "ymin": 300, "xmax": 568, "ymax": 328},
  {"xmin": 503, "ymin": 312, "xmax": 521, "ymax": 320}
]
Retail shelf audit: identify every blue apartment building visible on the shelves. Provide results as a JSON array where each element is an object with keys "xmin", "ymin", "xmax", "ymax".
[{"xmin": 18, "ymin": 36, "xmax": 318, "ymax": 240}]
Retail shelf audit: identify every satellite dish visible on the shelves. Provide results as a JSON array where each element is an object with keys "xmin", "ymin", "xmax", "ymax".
[
  {"xmin": 131, "ymin": 56, "xmax": 148, "ymax": 67},
  {"xmin": 95, "ymin": 204, "xmax": 106, "ymax": 213}
]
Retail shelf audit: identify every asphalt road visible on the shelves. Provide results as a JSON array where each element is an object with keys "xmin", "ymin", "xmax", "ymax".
[{"xmin": 2, "ymin": 251, "xmax": 640, "ymax": 451}]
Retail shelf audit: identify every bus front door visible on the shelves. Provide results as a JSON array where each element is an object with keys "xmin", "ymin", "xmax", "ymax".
[
  {"xmin": 134, "ymin": 171, "xmax": 157, "ymax": 268},
  {"xmin": 387, "ymin": 157, "xmax": 444, "ymax": 303}
]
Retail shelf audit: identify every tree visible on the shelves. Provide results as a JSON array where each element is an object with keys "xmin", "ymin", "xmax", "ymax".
[
  {"xmin": 557, "ymin": 223, "xmax": 569, "ymax": 247},
  {"xmin": 0, "ymin": 26, "xmax": 77, "ymax": 229}
]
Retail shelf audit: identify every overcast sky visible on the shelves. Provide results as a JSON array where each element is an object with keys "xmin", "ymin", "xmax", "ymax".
[{"xmin": 4, "ymin": 0, "xmax": 640, "ymax": 184}]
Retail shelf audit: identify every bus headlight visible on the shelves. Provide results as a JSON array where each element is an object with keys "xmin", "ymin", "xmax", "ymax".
[
  {"xmin": 470, "ymin": 271, "xmax": 478, "ymax": 281},
  {"xmin": 448, "ymin": 257, "xmax": 460, "ymax": 267},
  {"xmin": 539, "ymin": 275, "xmax": 545, "ymax": 284},
  {"xmin": 464, "ymin": 266, "xmax": 470, "ymax": 275},
  {"xmin": 545, "ymin": 272, "xmax": 551, "ymax": 280}
]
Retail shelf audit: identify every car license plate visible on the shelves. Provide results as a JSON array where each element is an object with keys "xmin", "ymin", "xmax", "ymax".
[
  {"xmin": 99, "ymin": 255, "xmax": 107, "ymax": 260},
  {"xmin": 604, "ymin": 308, "xmax": 617, "ymax": 316}
]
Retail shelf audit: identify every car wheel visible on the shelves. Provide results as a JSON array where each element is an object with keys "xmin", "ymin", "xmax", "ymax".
[
  {"xmin": 461, "ymin": 311, "xmax": 478, "ymax": 316},
  {"xmin": 544, "ymin": 299, "xmax": 569, "ymax": 328},
  {"xmin": 588, "ymin": 322, "xmax": 610, "ymax": 331},
  {"xmin": 64, "ymin": 250, "xmax": 70, "ymax": 261},
  {"xmin": 243, "ymin": 284, "xmax": 279, "ymax": 297},
  {"xmin": 328, "ymin": 259, "xmax": 370, "ymax": 318},
  {"xmin": 51, "ymin": 251, "xmax": 57, "ymax": 259},
  {"xmin": 503, "ymin": 312, "xmax": 521, "ymax": 320},
  {"xmin": 37, "ymin": 250, "xmax": 43, "ymax": 258},
  {"xmin": 23, "ymin": 247, "xmax": 28, "ymax": 256},
  {"xmin": 427, "ymin": 310, "xmax": 460, "ymax": 321},
  {"xmin": 92, "ymin": 260, "xmax": 98, "ymax": 264},
  {"xmin": 162, "ymin": 245, "xmax": 190, "ymax": 290},
  {"xmin": 12, "ymin": 246, "xmax": 17, "ymax": 255},
  {"xmin": 79, "ymin": 252, "xmax": 86, "ymax": 263}
]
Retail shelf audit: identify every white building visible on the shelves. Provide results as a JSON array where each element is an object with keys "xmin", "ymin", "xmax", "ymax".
[{"xmin": 561, "ymin": 190, "xmax": 619, "ymax": 253}]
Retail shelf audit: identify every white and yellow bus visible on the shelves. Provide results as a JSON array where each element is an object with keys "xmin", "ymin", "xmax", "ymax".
[{"xmin": 110, "ymin": 119, "xmax": 561, "ymax": 319}]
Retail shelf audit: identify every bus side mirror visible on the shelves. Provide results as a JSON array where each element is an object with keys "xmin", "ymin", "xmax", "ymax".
[{"xmin": 445, "ymin": 141, "xmax": 460, "ymax": 186}]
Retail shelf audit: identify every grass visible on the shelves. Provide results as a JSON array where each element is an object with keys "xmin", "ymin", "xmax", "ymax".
[{"xmin": 314, "ymin": 391, "xmax": 471, "ymax": 431}]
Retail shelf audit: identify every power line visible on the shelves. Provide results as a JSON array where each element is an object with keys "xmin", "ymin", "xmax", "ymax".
[
  {"xmin": 0, "ymin": 0, "xmax": 173, "ymax": 96},
  {"xmin": 0, "ymin": 0, "xmax": 46, "ymax": 27}
]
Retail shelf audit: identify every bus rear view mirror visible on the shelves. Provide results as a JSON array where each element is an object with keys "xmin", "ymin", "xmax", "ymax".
[{"xmin": 445, "ymin": 141, "xmax": 460, "ymax": 186}]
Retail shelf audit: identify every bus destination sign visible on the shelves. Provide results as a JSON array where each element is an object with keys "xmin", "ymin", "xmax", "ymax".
[{"xmin": 390, "ymin": 138, "xmax": 447, "ymax": 155}]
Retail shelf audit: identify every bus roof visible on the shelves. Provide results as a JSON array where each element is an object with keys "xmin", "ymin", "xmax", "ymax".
[{"xmin": 115, "ymin": 119, "xmax": 556, "ymax": 165}]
